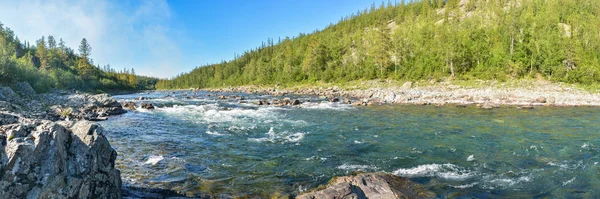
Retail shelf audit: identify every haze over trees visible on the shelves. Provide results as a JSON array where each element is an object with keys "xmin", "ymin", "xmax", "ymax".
[
  {"xmin": 157, "ymin": 0, "xmax": 600, "ymax": 89},
  {"xmin": 0, "ymin": 23, "xmax": 157, "ymax": 92}
]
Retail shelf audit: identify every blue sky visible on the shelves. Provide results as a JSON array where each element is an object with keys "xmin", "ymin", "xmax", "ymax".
[{"xmin": 0, "ymin": 0, "xmax": 379, "ymax": 78}]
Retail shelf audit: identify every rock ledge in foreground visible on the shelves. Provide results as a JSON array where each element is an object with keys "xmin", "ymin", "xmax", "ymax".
[
  {"xmin": 296, "ymin": 172, "xmax": 434, "ymax": 199},
  {"xmin": 0, "ymin": 120, "xmax": 122, "ymax": 199}
]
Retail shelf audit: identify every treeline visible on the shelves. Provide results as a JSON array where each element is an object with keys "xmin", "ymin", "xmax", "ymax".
[
  {"xmin": 158, "ymin": 0, "xmax": 600, "ymax": 89},
  {"xmin": 0, "ymin": 23, "xmax": 158, "ymax": 92}
]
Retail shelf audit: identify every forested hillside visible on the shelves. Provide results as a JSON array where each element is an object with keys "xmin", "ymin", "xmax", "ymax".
[
  {"xmin": 157, "ymin": 0, "xmax": 600, "ymax": 89},
  {"xmin": 0, "ymin": 23, "xmax": 158, "ymax": 92}
]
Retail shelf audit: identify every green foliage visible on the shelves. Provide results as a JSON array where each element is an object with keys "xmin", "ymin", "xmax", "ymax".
[
  {"xmin": 0, "ymin": 23, "xmax": 158, "ymax": 92},
  {"xmin": 158, "ymin": 0, "xmax": 600, "ymax": 90}
]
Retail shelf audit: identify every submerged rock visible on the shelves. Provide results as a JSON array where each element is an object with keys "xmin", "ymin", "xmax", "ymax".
[
  {"xmin": 296, "ymin": 172, "xmax": 434, "ymax": 199},
  {"xmin": 0, "ymin": 120, "xmax": 121, "ymax": 199}
]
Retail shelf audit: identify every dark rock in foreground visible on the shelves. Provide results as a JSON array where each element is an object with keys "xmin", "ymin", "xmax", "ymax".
[
  {"xmin": 0, "ymin": 120, "xmax": 121, "ymax": 199},
  {"xmin": 296, "ymin": 173, "xmax": 434, "ymax": 199}
]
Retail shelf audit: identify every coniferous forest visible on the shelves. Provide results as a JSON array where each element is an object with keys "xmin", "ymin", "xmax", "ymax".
[
  {"xmin": 157, "ymin": 0, "xmax": 600, "ymax": 89},
  {"xmin": 0, "ymin": 24, "xmax": 158, "ymax": 92}
]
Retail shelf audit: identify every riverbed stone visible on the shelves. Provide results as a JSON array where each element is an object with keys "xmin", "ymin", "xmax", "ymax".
[
  {"xmin": 296, "ymin": 173, "xmax": 434, "ymax": 199},
  {"xmin": 123, "ymin": 101, "xmax": 137, "ymax": 110},
  {"xmin": 291, "ymin": 99, "xmax": 301, "ymax": 105},
  {"xmin": 535, "ymin": 97, "xmax": 547, "ymax": 103},
  {"xmin": 141, "ymin": 103, "xmax": 155, "ymax": 110}
]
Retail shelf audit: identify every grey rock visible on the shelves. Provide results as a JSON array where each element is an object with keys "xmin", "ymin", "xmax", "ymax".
[
  {"xmin": 0, "ymin": 121, "xmax": 122, "ymax": 199},
  {"xmin": 14, "ymin": 82, "xmax": 37, "ymax": 97},
  {"xmin": 7, "ymin": 125, "xmax": 28, "ymax": 139},
  {"xmin": 297, "ymin": 173, "xmax": 434, "ymax": 199},
  {"xmin": 0, "ymin": 101, "xmax": 22, "ymax": 113},
  {"xmin": 81, "ymin": 94, "xmax": 127, "ymax": 118},
  {"xmin": 0, "ymin": 87, "xmax": 19, "ymax": 103},
  {"xmin": 0, "ymin": 112, "xmax": 19, "ymax": 125}
]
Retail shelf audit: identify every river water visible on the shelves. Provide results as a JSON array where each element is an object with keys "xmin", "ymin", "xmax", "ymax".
[{"xmin": 100, "ymin": 90, "xmax": 600, "ymax": 198}]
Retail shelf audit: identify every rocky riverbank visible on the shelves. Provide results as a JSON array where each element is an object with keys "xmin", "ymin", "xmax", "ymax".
[
  {"xmin": 297, "ymin": 173, "xmax": 435, "ymax": 199},
  {"xmin": 202, "ymin": 80, "xmax": 600, "ymax": 108},
  {"xmin": 0, "ymin": 82, "xmax": 125, "ymax": 198}
]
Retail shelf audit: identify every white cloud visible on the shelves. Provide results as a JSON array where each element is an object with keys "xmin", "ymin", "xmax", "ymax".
[{"xmin": 0, "ymin": 0, "xmax": 183, "ymax": 78}]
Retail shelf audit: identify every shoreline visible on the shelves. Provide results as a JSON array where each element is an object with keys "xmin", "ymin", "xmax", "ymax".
[{"xmin": 197, "ymin": 80, "xmax": 600, "ymax": 108}]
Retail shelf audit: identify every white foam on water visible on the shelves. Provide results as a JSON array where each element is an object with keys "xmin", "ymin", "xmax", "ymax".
[
  {"xmin": 547, "ymin": 161, "xmax": 580, "ymax": 170},
  {"xmin": 305, "ymin": 156, "xmax": 328, "ymax": 161},
  {"xmin": 299, "ymin": 102, "xmax": 353, "ymax": 110},
  {"xmin": 157, "ymin": 104, "xmax": 308, "ymax": 129},
  {"xmin": 582, "ymin": 143, "xmax": 590, "ymax": 149},
  {"xmin": 337, "ymin": 164, "xmax": 378, "ymax": 171},
  {"xmin": 487, "ymin": 175, "xmax": 532, "ymax": 188},
  {"xmin": 206, "ymin": 130, "xmax": 225, "ymax": 136},
  {"xmin": 248, "ymin": 127, "xmax": 308, "ymax": 143},
  {"xmin": 144, "ymin": 155, "xmax": 164, "ymax": 165},
  {"xmin": 285, "ymin": 133, "xmax": 305, "ymax": 142},
  {"xmin": 467, "ymin": 155, "xmax": 475, "ymax": 162},
  {"xmin": 563, "ymin": 177, "xmax": 576, "ymax": 186},
  {"xmin": 451, "ymin": 182, "xmax": 479, "ymax": 189},
  {"xmin": 392, "ymin": 163, "xmax": 475, "ymax": 181}
]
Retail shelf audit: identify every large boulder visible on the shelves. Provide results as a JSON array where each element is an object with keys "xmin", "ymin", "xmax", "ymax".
[
  {"xmin": 81, "ymin": 94, "xmax": 127, "ymax": 118},
  {"xmin": 0, "ymin": 120, "xmax": 122, "ymax": 199},
  {"xmin": 297, "ymin": 173, "xmax": 434, "ymax": 199},
  {"xmin": 13, "ymin": 82, "xmax": 37, "ymax": 97},
  {"xmin": 89, "ymin": 94, "xmax": 122, "ymax": 109}
]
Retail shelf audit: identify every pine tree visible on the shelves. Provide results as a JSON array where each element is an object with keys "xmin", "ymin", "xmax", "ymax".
[
  {"xmin": 78, "ymin": 38, "xmax": 91, "ymax": 59},
  {"xmin": 47, "ymin": 35, "xmax": 56, "ymax": 49},
  {"xmin": 36, "ymin": 36, "xmax": 48, "ymax": 69}
]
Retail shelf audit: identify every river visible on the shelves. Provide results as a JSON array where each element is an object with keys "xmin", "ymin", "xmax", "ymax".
[{"xmin": 100, "ymin": 90, "xmax": 600, "ymax": 198}]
